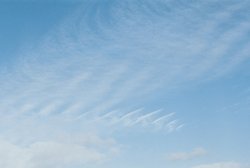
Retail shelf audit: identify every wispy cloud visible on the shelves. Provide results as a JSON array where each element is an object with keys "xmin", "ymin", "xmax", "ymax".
[
  {"xmin": 2, "ymin": 0, "xmax": 249, "ymax": 128},
  {"xmin": 192, "ymin": 162, "xmax": 250, "ymax": 168},
  {"xmin": 167, "ymin": 147, "xmax": 207, "ymax": 161},
  {"xmin": 2, "ymin": 0, "xmax": 249, "ymax": 132},
  {"xmin": 90, "ymin": 108, "xmax": 182, "ymax": 131}
]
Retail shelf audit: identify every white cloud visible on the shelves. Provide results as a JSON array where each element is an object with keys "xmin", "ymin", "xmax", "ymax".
[
  {"xmin": 29, "ymin": 141, "xmax": 104, "ymax": 167},
  {"xmin": 0, "ymin": 136, "xmax": 119, "ymax": 168},
  {"xmin": 192, "ymin": 162, "xmax": 250, "ymax": 168},
  {"xmin": 168, "ymin": 147, "xmax": 207, "ymax": 161},
  {"xmin": 0, "ymin": 139, "xmax": 30, "ymax": 168}
]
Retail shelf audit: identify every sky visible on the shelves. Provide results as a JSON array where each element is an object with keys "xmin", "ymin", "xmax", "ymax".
[{"xmin": 0, "ymin": 0, "xmax": 250, "ymax": 168}]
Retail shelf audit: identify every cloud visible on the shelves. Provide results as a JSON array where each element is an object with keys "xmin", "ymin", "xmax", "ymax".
[
  {"xmin": 1, "ymin": 0, "xmax": 249, "ymax": 133},
  {"xmin": 0, "ymin": 136, "xmax": 119, "ymax": 168},
  {"xmin": 167, "ymin": 147, "xmax": 207, "ymax": 161},
  {"xmin": 93, "ymin": 109, "xmax": 182, "ymax": 131},
  {"xmin": 192, "ymin": 162, "xmax": 250, "ymax": 168},
  {"xmin": 30, "ymin": 141, "xmax": 104, "ymax": 167}
]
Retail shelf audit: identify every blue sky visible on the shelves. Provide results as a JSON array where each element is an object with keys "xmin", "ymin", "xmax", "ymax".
[{"xmin": 0, "ymin": 0, "xmax": 250, "ymax": 168}]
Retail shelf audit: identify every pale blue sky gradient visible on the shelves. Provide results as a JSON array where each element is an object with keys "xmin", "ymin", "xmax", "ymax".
[{"xmin": 0, "ymin": 1, "xmax": 250, "ymax": 168}]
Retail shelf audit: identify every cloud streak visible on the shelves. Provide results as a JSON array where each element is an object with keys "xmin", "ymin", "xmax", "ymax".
[{"xmin": 1, "ymin": 0, "xmax": 250, "ymax": 128}]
